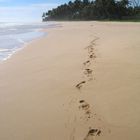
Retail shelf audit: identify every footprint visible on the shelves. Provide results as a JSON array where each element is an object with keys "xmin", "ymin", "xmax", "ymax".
[
  {"xmin": 84, "ymin": 69, "xmax": 93, "ymax": 75},
  {"xmin": 89, "ymin": 53, "xmax": 96, "ymax": 59},
  {"xmin": 76, "ymin": 81, "xmax": 86, "ymax": 90},
  {"xmin": 84, "ymin": 128, "xmax": 101, "ymax": 140},
  {"xmin": 85, "ymin": 45, "xmax": 94, "ymax": 53},
  {"xmin": 81, "ymin": 103, "xmax": 90, "ymax": 110},
  {"xmin": 85, "ymin": 110, "xmax": 92, "ymax": 119},
  {"xmin": 79, "ymin": 100, "xmax": 85, "ymax": 103},
  {"xmin": 84, "ymin": 69, "xmax": 93, "ymax": 81},
  {"xmin": 83, "ymin": 60, "xmax": 91, "ymax": 67},
  {"xmin": 79, "ymin": 100, "xmax": 92, "ymax": 120},
  {"xmin": 88, "ymin": 48, "xmax": 94, "ymax": 53}
]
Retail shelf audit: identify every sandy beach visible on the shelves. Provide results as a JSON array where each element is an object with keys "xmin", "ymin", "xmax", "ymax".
[{"xmin": 0, "ymin": 21, "xmax": 140, "ymax": 140}]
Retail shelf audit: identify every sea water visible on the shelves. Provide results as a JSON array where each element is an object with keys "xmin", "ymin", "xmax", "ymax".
[{"xmin": 0, "ymin": 22, "xmax": 58, "ymax": 61}]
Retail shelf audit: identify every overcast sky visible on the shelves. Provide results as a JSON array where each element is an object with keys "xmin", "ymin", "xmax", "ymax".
[{"xmin": 0, "ymin": 0, "xmax": 71, "ymax": 22}]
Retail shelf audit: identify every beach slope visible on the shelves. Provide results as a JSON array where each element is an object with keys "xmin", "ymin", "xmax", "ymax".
[{"xmin": 0, "ymin": 22, "xmax": 140, "ymax": 140}]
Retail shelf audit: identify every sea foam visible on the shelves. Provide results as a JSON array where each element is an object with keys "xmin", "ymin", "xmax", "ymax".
[{"xmin": 0, "ymin": 22, "xmax": 57, "ymax": 61}]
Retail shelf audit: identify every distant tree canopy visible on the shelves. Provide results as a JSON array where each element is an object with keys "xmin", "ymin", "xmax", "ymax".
[{"xmin": 42, "ymin": 0, "xmax": 140, "ymax": 21}]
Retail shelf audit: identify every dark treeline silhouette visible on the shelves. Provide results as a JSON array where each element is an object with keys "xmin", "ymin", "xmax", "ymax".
[{"xmin": 42, "ymin": 0, "xmax": 140, "ymax": 21}]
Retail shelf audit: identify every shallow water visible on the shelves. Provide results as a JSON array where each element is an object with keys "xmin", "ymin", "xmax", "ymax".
[{"xmin": 0, "ymin": 22, "xmax": 57, "ymax": 61}]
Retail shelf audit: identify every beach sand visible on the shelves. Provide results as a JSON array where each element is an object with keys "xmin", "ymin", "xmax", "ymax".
[{"xmin": 0, "ymin": 21, "xmax": 140, "ymax": 140}]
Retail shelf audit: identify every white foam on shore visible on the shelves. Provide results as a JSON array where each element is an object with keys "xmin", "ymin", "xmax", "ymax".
[{"xmin": 0, "ymin": 22, "xmax": 60, "ymax": 61}]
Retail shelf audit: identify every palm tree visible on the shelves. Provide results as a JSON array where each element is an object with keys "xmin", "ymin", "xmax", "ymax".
[{"xmin": 43, "ymin": 0, "xmax": 137, "ymax": 21}]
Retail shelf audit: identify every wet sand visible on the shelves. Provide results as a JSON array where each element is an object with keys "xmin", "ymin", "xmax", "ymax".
[{"xmin": 0, "ymin": 21, "xmax": 140, "ymax": 140}]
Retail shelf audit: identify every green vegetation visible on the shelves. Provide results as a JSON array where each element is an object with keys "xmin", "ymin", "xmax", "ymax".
[{"xmin": 42, "ymin": 0, "xmax": 140, "ymax": 21}]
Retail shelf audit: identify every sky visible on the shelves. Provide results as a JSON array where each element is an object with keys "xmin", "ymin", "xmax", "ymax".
[{"xmin": 0, "ymin": 0, "xmax": 71, "ymax": 22}]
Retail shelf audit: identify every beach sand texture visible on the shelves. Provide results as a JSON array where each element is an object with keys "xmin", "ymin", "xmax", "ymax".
[{"xmin": 0, "ymin": 21, "xmax": 140, "ymax": 140}]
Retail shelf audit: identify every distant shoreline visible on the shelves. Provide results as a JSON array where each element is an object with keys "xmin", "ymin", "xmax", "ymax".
[{"xmin": 43, "ymin": 18, "xmax": 140, "ymax": 22}]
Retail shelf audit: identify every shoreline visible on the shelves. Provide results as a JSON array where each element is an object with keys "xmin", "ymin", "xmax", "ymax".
[
  {"xmin": 0, "ymin": 32, "xmax": 47, "ymax": 62},
  {"xmin": 0, "ymin": 33, "xmax": 47, "ymax": 63},
  {"xmin": 0, "ymin": 22, "xmax": 61, "ymax": 62},
  {"xmin": 0, "ymin": 21, "xmax": 140, "ymax": 140},
  {"xmin": 0, "ymin": 22, "xmax": 63, "ymax": 63}
]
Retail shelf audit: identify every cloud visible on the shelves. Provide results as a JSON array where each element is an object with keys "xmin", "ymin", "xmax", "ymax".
[{"xmin": 0, "ymin": 3, "xmax": 59, "ymax": 22}]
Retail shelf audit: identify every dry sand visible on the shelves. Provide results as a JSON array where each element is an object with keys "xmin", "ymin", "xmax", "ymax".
[{"xmin": 0, "ymin": 21, "xmax": 140, "ymax": 140}]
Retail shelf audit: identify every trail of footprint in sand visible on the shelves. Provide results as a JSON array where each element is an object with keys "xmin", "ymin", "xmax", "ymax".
[
  {"xmin": 69, "ymin": 36, "xmax": 107, "ymax": 140},
  {"xmin": 83, "ymin": 37, "xmax": 99, "ymax": 82},
  {"xmin": 75, "ymin": 37, "xmax": 99, "ymax": 90}
]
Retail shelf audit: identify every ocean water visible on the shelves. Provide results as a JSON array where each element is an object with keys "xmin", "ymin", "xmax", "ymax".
[{"xmin": 0, "ymin": 22, "xmax": 58, "ymax": 61}]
